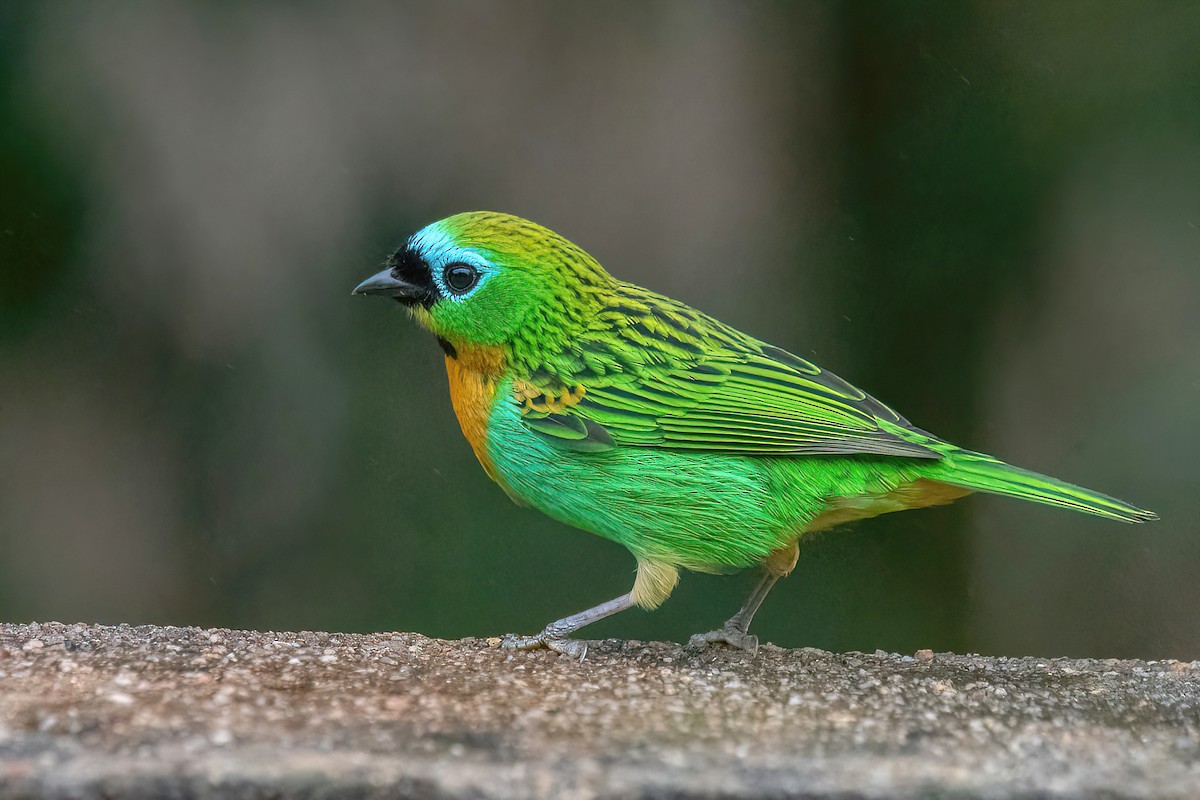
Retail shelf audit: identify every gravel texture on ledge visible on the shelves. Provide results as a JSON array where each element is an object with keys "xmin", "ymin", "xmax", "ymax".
[{"xmin": 0, "ymin": 621, "xmax": 1198, "ymax": 799}]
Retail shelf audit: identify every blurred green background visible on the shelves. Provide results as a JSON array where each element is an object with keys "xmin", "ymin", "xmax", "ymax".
[{"xmin": 1, "ymin": 2, "xmax": 1197, "ymax": 659}]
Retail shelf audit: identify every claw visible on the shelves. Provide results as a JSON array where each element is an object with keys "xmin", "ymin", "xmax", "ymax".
[
  {"xmin": 546, "ymin": 637, "xmax": 588, "ymax": 660},
  {"xmin": 500, "ymin": 632, "xmax": 588, "ymax": 661},
  {"xmin": 687, "ymin": 626, "xmax": 760, "ymax": 656},
  {"xmin": 499, "ymin": 632, "xmax": 542, "ymax": 651}
]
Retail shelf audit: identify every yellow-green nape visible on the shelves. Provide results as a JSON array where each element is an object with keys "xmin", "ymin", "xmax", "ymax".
[{"xmin": 434, "ymin": 210, "xmax": 566, "ymax": 245}]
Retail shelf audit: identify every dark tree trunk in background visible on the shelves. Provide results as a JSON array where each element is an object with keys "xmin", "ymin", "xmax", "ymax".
[{"xmin": 800, "ymin": 2, "xmax": 1053, "ymax": 652}]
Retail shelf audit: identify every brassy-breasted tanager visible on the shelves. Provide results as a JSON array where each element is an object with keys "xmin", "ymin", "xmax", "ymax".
[{"xmin": 354, "ymin": 212, "xmax": 1156, "ymax": 658}]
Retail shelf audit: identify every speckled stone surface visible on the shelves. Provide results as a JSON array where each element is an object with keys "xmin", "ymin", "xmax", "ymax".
[{"xmin": 0, "ymin": 622, "xmax": 1197, "ymax": 799}]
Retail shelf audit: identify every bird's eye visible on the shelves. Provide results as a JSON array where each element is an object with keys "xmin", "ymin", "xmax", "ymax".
[{"xmin": 443, "ymin": 264, "xmax": 478, "ymax": 294}]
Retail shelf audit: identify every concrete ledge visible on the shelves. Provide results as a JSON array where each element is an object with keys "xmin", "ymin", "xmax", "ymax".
[{"xmin": 1, "ymin": 622, "xmax": 1197, "ymax": 799}]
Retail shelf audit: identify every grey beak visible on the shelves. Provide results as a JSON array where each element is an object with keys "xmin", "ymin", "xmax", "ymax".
[{"xmin": 352, "ymin": 268, "xmax": 418, "ymax": 298}]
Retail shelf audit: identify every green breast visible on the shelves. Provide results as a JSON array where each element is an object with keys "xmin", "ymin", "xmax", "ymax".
[{"xmin": 485, "ymin": 378, "xmax": 798, "ymax": 571}]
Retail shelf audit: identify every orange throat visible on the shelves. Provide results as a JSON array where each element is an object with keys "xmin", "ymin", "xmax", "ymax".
[{"xmin": 444, "ymin": 344, "xmax": 507, "ymax": 481}]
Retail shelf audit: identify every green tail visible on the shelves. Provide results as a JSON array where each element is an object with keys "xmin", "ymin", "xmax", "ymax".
[{"xmin": 933, "ymin": 449, "xmax": 1158, "ymax": 523}]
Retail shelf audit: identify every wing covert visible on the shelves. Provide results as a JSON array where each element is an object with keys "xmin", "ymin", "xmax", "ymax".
[{"xmin": 515, "ymin": 285, "xmax": 939, "ymax": 460}]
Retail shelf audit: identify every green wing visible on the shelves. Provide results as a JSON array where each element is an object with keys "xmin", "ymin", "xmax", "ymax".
[{"xmin": 516, "ymin": 284, "xmax": 940, "ymax": 460}]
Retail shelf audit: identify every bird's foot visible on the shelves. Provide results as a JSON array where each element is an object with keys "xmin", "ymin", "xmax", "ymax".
[
  {"xmin": 500, "ymin": 631, "xmax": 588, "ymax": 661},
  {"xmin": 687, "ymin": 625, "xmax": 759, "ymax": 656}
]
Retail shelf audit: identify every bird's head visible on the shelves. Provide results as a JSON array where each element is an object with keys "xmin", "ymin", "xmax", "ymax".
[{"xmin": 354, "ymin": 212, "xmax": 614, "ymax": 356}]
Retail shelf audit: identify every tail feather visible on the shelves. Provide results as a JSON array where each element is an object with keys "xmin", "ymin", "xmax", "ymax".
[{"xmin": 931, "ymin": 449, "xmax": 1158, "ymax": 524}]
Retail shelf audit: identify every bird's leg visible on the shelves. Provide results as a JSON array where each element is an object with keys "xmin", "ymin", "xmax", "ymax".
[
  {"xmin": 688, "ymin": 542, "xmax": 799, "ymax": 656},
  {"xmin": 687, "ymin": 572, "xmax": 778, "ymax": 656},
  {"xmin": 501, "ymin": 593, "xmax": 634, "ymax": 660},
  {"xmin": 501, "ymin": 558, "xmax": 679, "ymax": 661}
]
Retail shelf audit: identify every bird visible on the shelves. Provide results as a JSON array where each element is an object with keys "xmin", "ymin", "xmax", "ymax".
[{"xmin": 353, "ymin": 211, "xmax": 1157, "ymax": 659}]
